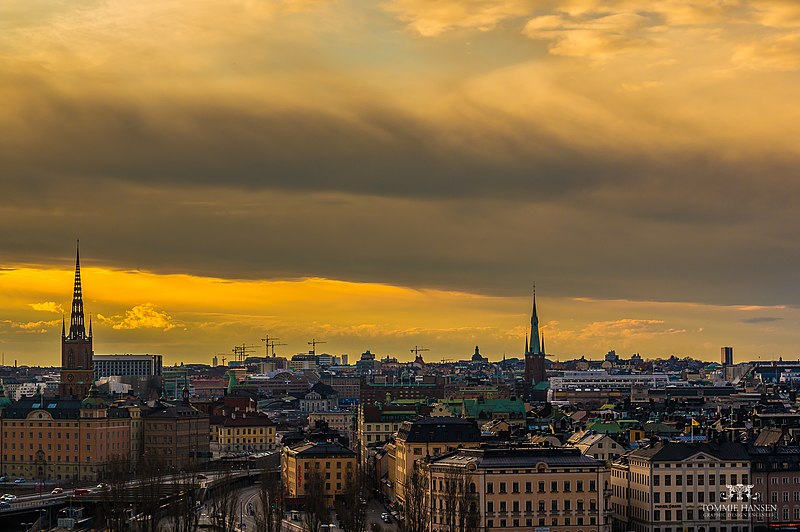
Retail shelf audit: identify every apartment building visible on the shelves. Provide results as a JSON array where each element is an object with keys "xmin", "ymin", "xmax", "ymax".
[
  {"xmin": 282, "ymin": 440, "xmax": 357, "ymax": 502},
  {"xmin": 0, "ymin": 388, "xmax": 131, "ymax": 482},
  {"xmin": 610, "ymin": 441, "xmax": 751, "ymax": 532},
  {"xmin": 427, "ymin": 446, "xmax": 610, "ymax": 532},
  {"xmin": 391, "ymin": 417, "xmax": 481, "ymax": 505}
]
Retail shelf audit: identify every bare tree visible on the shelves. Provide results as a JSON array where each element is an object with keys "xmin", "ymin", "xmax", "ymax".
[
  {"xmin": 335, "ymin": 464, "xmax": 369, "ymax": 532},
  {"xmin": 440, "ymin": 471, "xmax": 479, "ymax": 532},
  {"xmin": 135, "ymin": 454, "xmax": 168, "ymax": 532},
  {"xmin": 97, "ymin": 458, "xmax": 133, "ymax": 532},
  {"xmin": 402, "ymin": 463, "xmax": 429, "ymax": 532},
  {"xmin": 164, "ymin": 468, "xmax": 201, "ymax": 532},
  {"xmin": 254, "ymin": 469, "xmax": 285, "ymax": 532},
  {"xmin": 303, "ymin": 467, "xmax": 328, "ymax": 532},
  {"xmin": 210, "ymin": 470, "xmax": 241, "ymax": 532}
]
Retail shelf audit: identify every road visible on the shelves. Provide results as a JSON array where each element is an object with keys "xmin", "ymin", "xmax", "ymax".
[{"xmin": 365, "ymin": 499, "xmax": 398, "ymax": 532}]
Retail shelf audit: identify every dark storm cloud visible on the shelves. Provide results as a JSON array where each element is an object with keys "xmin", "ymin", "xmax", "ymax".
[{"xmin": 742, "ymin": 317, "xmax": 784, "ymax": 324}]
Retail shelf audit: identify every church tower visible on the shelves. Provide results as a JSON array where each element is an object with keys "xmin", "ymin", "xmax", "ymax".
[
  {"xmin": 524, "ymin": 287, "xmax": 547, "ymax": 386},
  {"xmin": 59, "ymin": 242, "xmax": 95, "ymax": 399}
]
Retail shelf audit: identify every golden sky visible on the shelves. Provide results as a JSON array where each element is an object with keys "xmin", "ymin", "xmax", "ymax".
[{"xmin": 2, "ymin": 1, "xmax": 800, "ymax": 364}]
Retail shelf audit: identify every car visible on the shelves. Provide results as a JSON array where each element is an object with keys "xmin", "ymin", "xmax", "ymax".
[
  {"xmin": 51, "ymin": 487, "xmax": 64, "ymax": 495},
  {"xmin": 0, "ymin": 501, "xmax": 10, "ymax": 509},
  {"xmin": 13, "ymin": 478, "xmax": 25, "ymax": 484},
  {"xmin": 0, "ymin": 476, "xmax": 7, "ymax": 482},
  {"xmin": 1, "ymin": 494, "xmax": 16, "ymax": 501},
  {"xmin": 73, "ymin": 488, "xmax": 90, "ymax": 496},
  {"xmin": 196, "ymin": 474, "xmax": 207, "ymax": 480},
  {"xmin": 96, "ymin": 483, "xmax": 110, "ymax": 491},
  {"xmin": 381, "ymin": 513, "xmax": 391, "ymax": 523}
]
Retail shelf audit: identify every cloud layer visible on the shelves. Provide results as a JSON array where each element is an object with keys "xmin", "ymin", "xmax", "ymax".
[{"xmin": 1, "ymin": 1, "xmax": 800, "ymax": 360}]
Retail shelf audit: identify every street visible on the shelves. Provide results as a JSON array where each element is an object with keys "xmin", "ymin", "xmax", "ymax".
[{"xmin": 364, "ymin": 499, "xmax": 398, "ymax": 532}]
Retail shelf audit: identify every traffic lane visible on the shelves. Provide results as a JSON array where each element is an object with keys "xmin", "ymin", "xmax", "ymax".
[{"xmin": 365, "ymin": 499, "xmax": 397, "ymax": 532}]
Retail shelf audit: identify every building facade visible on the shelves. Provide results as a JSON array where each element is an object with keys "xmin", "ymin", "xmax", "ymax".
[
  {"xmin": 610, "ymin": 441, "xmax": 751, "ymax": 532},
  {"xmin": 93, "ymin": 354, "xmax": 163, "ymax": 380},
  {"xmin": 282, "ymin": 441, "xmax": 357, "ymax": 502},
  {"xmin": 428, "ymin": 446, "xmax": 611, "ymax": 532}
]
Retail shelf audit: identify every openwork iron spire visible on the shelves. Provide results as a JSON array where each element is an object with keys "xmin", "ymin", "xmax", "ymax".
[{"xmin": 68, "ymin": 240, "xmax": 86, "ymax": 340}]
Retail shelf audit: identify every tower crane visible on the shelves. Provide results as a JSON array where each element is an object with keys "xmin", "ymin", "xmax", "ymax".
[
  {"xmin": 308, "ymin": 338, "xmax": 326, "ymax": 355},
  {"xmin": 410, "ymin": 346, "xmax": 430, "ymax": 357},
  {"xmin": 232, "ymin": 343, "xmax": 260, "ymax": 364},
  {"xmin": 268, "ymin": 340, "xmax": 288, "ymax": 356},
  {"xmin": 261, "ymin": 334, "xmax": 282, "ymax": 357}
]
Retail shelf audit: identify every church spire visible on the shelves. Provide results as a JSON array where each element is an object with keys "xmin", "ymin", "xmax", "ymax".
[
  {"xmin": 68, "ymin": 240, "xmax": 86, "ymax": 340},
  {"xmin": 541, "ymin": 332, "xmax": 546, "ymax": 355},
  {"xmin": 529, "ymin": 284, "xmax": 540, "ymax": 355}
]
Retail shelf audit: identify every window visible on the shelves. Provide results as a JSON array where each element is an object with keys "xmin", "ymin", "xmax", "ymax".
[
  {"xmin": 526, "ymin": 481, "xmax": 532, "ymax": 493},
  {"xmin": 500, "ymin": 482, "xmax": 507, "ymax": 493},
  {"xmin": 487, "ymin": 482, "xmax": 494, "ymax": 493},
  {"xmin": 513, "ymin": 482, "xmax": 519, "ymax": 493},
  {"xmin": 551, "ymin": 481, "xmax": 558, "ymax": 492},
  {"xmin": 538, "ymin": 481, "xmax": 545, "ymax": 493}
]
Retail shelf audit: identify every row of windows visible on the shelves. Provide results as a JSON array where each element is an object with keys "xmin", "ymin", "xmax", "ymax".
[
  {"xmin": 486, "ymin": 499, "xmax": 598, "ymax": 512},
  {"xmin": 652, "ymin": 473, "xmax": 748, "ymax": 486},
  {"xmin": 487, "ymin": 480, "xmax": 597, "ymax": 494},
  {"xmin": 485, "ymin": 516, "xmax": 597, "ymax": 528},
  {"xmin": 302, "ymin": 461, "xmax": 353, "ymax": 469},
  {"xmin": 4, "ymin": 431, "xmax": 126, "ymax": 440}
]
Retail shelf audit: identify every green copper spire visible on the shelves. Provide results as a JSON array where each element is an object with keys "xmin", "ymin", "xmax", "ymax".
[{"xmin": 529, "ymin": 285, "xmax": 540, "ymax": 355}]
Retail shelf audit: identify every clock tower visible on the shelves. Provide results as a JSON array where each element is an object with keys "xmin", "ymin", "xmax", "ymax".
[{"xmin": 59, "ymin": 242, "xmax": 95, "ymax": 399}]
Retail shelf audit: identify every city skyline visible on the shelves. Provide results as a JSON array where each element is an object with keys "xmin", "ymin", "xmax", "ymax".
[{"xmin": 3, "ymin": 2, "xmax": 800, "ymax": 363}]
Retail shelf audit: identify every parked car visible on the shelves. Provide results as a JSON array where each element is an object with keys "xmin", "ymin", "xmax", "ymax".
[
  {"xmin": 1, "ymin": 494, "xmax": 16, "ymax": 501},
  {"xmin": 74, "ymin": 488, "xmax": 90, "ymax": 496},
  {"xmin": 196, "ymin": 474, "xmax": 208, "ymax": 480},
  {"xmin": 0, "ymin": 476, "xmax": 7, "ymax": 482},
  {"xmin": 51, "ymin": 487, "xmax": 64, "ymax": 495},
  {"xmin": 13, "ymin": 478, "xmax": 25, "ymax": 484},
  {"xmin": 0, "ymin": 501, "xmax": 10, "ymax": 509},
  {"xmin": 381, "ymin": 513, "xmax": 391, "ymax": 523},
  {"xmin": 96, "ymin": 483, "xmax": 110, "ymax": 491}
]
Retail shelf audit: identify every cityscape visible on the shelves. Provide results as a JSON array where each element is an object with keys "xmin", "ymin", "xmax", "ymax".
[
  {"xmin": 4, "ymin": 2, "xmax": 800, "ymax": 532},
  {"xmin": 0, "ymin": 247, "xmax": 797, "ymax": 532}
]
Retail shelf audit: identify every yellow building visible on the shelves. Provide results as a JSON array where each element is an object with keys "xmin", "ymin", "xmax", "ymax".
[
  {"xmin": 428, "ymin": 446, "xmax": 611, "ymax": 532},
  {"xmin": 392, "ymin": 417, "xmax": 481, "ymax": 506},
  {"xmin": 213, "ymin": 412, "xmax": 276, "ymax": 454},
  {"xmin": 282, "ymin": 441, "xmax": 357, "ymax": 502}
]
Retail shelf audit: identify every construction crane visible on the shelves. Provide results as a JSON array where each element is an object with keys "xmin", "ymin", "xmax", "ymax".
[
  {"xmin": 410, "ymin": 346, "xmax": 430, "ymax": 357},
  {"xmin": 261, "ymin": 334, "xmax": 282, "ymax": 357},
  {"xmin": 267, "ymin": 340, "xmax": 288, "ymax": 356},
  {"xmin": 232, "ymin": 343, "xmax": 260, "ymax": 364},
  {"xmin": 308, "ymin": 338, "xmax": 326, "ymax": 355}
]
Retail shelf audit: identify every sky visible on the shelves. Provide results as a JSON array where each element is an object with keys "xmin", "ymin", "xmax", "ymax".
[{"xmin": 2, "ymin": 0, "xmax": 800, "ymax": 365}]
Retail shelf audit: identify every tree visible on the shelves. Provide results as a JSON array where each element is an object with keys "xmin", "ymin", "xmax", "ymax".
[
  {"xmin": 402, "ymin": 463, "xmax": 429, "ymax": 532},
  {"xmin": 164, "ymin": 468, "xmax": 202, "ymax": 532},
  {"xmin": 254, "ymin": 469, "xmax": 285, "ymax": 532},
  {"xmin": 440, "ymin": 470, "xmax": 479, "ymax": 532},
  {"xmin": 97, "ymin": 458, "xmax": 133, "ymax": 532},
  {"xmin": 135, "ymin": 454, "xmax": 168, "ymax": 532},
  {"xmin": 210, "ymin": 470, "xmax": 241, "ymax": 532},
  {"xmin": 303, "ymin": 467, "xmax": 328, "ymax": 532},
  {"xmin": 335, "ymin": 464, "xmax": 369, "ymax": 532}
]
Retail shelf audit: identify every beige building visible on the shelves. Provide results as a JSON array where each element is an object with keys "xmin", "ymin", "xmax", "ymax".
[
  {"xmin": 428, "ymin": 446, "xmax": 611, "ymax": 532},
  {"xmin": 569, "ymin": 432, "xmax": 627, "ymax": 463},
  {"xmin": 392, "ymin": 417, "xmax": 481, "ymax": 505},
  {"xmin": 282, "ymin": 441, "xmax": 357, "ymax": 502},
  {"xmin": 610, "ymin": 441, "xmax": 751, "ymax": 532},
  {"xmin": 213, "ymin": 412, "xmax": 276, "ymax": 454}
]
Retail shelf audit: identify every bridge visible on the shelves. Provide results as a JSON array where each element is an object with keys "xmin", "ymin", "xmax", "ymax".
[{"xmin": 0, "ymin": 470, "xmax": 264, "ymax": 530}]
